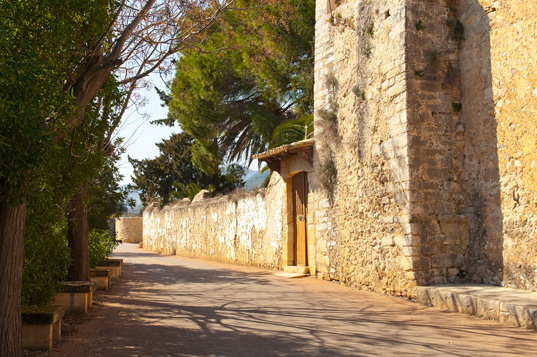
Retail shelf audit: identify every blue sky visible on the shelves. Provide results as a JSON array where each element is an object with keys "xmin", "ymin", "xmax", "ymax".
[{"xmin": 116, "ymin": 74, "xmax": 179, "ymax": 186}]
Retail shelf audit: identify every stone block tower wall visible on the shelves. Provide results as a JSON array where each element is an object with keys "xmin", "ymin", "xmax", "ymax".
[
  {"xmin": 314, "ymin": 0, "xmax": 537, "ymax": 295},
  {"xmin": 404, "ymin": 1, "xmax": 470, "ymax": 286},
  {"xmin": 466, "ymin": 0, "xmax": 537, "ymax": 290},
  {"xmin": 313, "ymin": 0, "xmax": 413, "ymax": 295},
  {"xmin": 457, "ymin": 0, "xmax": 503, "ymax": 286},
  {"xmin": 408, "ymin": 0, "xmax": 537, "ymax": 290}
]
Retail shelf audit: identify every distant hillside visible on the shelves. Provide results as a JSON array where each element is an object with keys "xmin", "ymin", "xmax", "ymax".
[
  {"xmin": 244, "ymin": 170, "xmax": 269, "ymax": 190},
  {"xmin": 126, "ymin": 189, "xmax": 142, "ymax": 207},
  {"xmin": 121, "ymin": 186, "xmax": 144, "ymax": 215}
]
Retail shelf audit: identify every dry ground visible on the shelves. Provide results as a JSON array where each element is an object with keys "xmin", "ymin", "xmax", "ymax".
[{"xmin": 25, "ymin": 243, "xmax": 537, "ymax": 356}]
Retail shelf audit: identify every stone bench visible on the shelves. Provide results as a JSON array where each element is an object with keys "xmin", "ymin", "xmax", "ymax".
[
  {"xmin": 22, "ymin": 305, "xmax": 65, "ymax": 351},
  {"xmin": 90, "ymin": 268, "xmax": 112, "ymax": 291},
  {"xmin": 96, "ymin": 258, "xmax": 123, "ymax": 278},
  {"xmin": 53, "ymin": 281, "xmax": 96, "ymax": 314}
]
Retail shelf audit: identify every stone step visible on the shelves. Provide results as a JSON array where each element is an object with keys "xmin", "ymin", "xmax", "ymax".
[
  {"xmin": 415, "ymin": 284, "xmax": 537, "ymax": 330},
  {"xmin": 284, "ymin": 265, "xmax": 310, "ymax": 274}
]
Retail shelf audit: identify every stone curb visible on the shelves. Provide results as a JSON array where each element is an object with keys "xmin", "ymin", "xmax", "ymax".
[{"xmin": 415, "ymin": 284, "xmax": 537, "ymax": 330}]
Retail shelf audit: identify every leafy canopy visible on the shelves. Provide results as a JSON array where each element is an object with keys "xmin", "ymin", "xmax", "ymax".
[
  {"xmin": 129, "ymin": 132, "xmax": 245, "ymax": 206},
  {"xmin": 159, "ymin": 0, "xmax": 315, "ymax": 173},
  {"xmin": 0, "ymin": 0, "xmax": 119, "ymax": 205}
]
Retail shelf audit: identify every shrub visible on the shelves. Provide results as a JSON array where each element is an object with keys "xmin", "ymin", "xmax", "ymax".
[
  {"xmin": 319, "ymin": 159, "xmax": 337, "ymax": 193},
  {"xmin": 352, "ymin": 85, "xmax": 366, "ymax": 100},
  {"xmin": 454, "ymin": 20, "xmax": 465, "ymax": 42},
  {"xmin": 22, "ymin": 221, "xmax": 71, "ymax": 305},
  {"xmin": 89, "ymin": 229, "xmax": 120, "ymax": 268},
  {"xmin": 317, "ymin": 108, "xmax": 338, "ymax": 122},
  {"xmin": 366, "ymin": 23, "xmax": 374, "ymax": 38}
]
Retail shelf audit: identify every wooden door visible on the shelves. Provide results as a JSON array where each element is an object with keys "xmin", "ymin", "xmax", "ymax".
[{"xmin": 292, "ymin": 172, "xmax": 308, "ymax": 266}]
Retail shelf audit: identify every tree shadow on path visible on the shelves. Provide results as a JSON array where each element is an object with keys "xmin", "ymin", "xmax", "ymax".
[{"xmin": 50, "ymin": 246, "xmax": 537, "ymax": 356}]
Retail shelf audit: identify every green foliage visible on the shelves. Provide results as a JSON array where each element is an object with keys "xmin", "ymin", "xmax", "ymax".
[
  {"xmin": 22, "ymin": 220, "xmax": 72, "ymax": 305},
  {"xmin": 0, "ymin": 1, "xmax": 68, "ymax": 205},
  {"xmin": 88, "ymin": 143, "xmax": 134, "ymax": 232},
  {"xmin": 414, "ymin": 69, "xmax": 425, "ymax": 77},
  {"xmin": 20, "ymin": 108, "xmax": 128, "ymax": 305},
  {"xmin": 415, "ymin": 20, "xmax": 425, "ymax": 31},
  {"xmin": 89, "ymin": 230, "xmax": 119, "ymax": 268},
  {"xmin": 352, "ymin": 86, "xmax": 366, "ymax": 100},
  {"xmin": 454, "ymin": 20, "xmax": 465, "ymax": 42},
  {"xmin": 22, "ymin": 181, "xmax": 72, "ymax": 305},
  {"xmin": 173, "ymin": 182, "xmax": 210, "ymax": 201},
  {"xmin": 318, "ymin": 109, "xmax": 338, "ymax": 122},
  {"xmin": 161, "ymin": 0, "xmax": 315, "ymax": 172},
  {"xmin": 452, "ymin": 102, "xmax": 463, "ymax": 113},
  {"xmin": 0, "ymin": 0, "xmax": 119, "ymax": 206},
  {"xmin": 130, "ymin": 133, "xmax": 245, "ymax": 206},
  {"xmin": 270, "ymin": 115, "xmax": 313, "ymax": 148},
  {"xmin": 366, "ymin": 23, "xmax": 374, "ymax": 38},
  {"xmin": 325, "ymin": 73, "xmax": 339, "ymax": 91},
  {"xmin": 318, "ymin": 93, "xmax": 339, "ymax": 123},
  {"xmin": 319, "ymin": 159, "xmax": 338, "ymax": 193},
  {"xmin": 0, "ymin": 0, "xmax": 127, "ymax": 305}
]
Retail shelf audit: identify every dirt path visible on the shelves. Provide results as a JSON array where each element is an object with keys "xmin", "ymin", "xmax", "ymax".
[{"xmin": 48, "ymin": 243, "xmax": 537, "ymax": 356}]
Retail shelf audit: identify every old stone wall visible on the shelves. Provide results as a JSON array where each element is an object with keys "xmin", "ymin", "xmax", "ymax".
[
  {"xmin": 457, "ymin": 0, "xmax": 503, "ymax": 286},
  {"xmin": 313, "ymin": 0, "xmax": 537, "ymax": 295},
  {"xmin": 115, "ymin": 217, "xmax": 143, "ymax": 243},
  {"xmin": 469, "ymin": 0, "xmax": 537, "ymax": 290},
  {"xmin": 142, "ymin": 174, "xmax": 284, "ymax": 269},
  {"xmin": 404, "ymin": 0, "xmax": 470, "ymax": 286},
  {"xmin": 140, "ymin": 0, "xmax": 537, "ymax": 295},
  {"xmin": 313, "ymin": 0, "xmax": 414, "ymax": 296}
]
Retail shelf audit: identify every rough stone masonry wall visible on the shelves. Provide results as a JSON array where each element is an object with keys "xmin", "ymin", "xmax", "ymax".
[
  {"xmin": 314, "ymin": 0, "xmax": 414, "ymax": 296},
  {"xmin": 466, "ymin": 0, "xmax": 537, "ymax": 291},
  {"xmin": 143, "ymin": 175, "xmax": 284, "ymax": 269},
  {"xmin": 404, "ymin": 0, "xmax": 471, "ymax": 286},
  {"xmin": 115, "ymin": 217, "xmax": 143, "ymax": 243},
  {"xmin": 457, "ymin": 0, "xmax": 503, "ymax": 286},
  {"xmin": 314, "ymin": 0, "xmax": 537, "ymax": 295}
]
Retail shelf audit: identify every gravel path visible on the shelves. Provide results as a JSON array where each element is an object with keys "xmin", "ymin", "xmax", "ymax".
[{"xmin": 48, "ymin": 243, "xmax": 537, "ymax": 356}]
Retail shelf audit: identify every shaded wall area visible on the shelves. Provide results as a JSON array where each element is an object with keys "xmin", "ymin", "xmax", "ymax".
[
  {"xmin": 471, "ymin": 0, "xmax": 537, "ymax": 290},
  {"xmin": 405, "ymin": 0, "xmax": 473, "ymax": 286},
  {"xmin": 457, "ymin": 0, "xmax": 503, "ymax": 286}
]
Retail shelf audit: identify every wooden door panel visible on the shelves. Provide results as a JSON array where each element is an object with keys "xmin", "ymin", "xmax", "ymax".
[
  {"xmin": 292, "ymin": 172, "xmax": 308, "ymax": 266},
  {"xmin": 296, "ymin": 214, "xmax": 307, "ymax": 266}
]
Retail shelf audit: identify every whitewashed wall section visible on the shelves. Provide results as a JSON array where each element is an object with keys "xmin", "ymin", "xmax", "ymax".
[{"xmin": 143, "ymin": 174, "xmax": 284, "ymax": 269}]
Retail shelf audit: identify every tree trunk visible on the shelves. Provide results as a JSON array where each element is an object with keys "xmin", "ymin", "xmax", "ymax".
[
  {"xmin": 0, "ymin": 203, "xmax": 26, "ymax": 357},
  {"xmin": 67, "ymin": 182, "xmax": 90, "ymax": 281}
]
